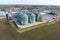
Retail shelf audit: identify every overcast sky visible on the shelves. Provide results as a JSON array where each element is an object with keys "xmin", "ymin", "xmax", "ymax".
[{"xmin": 0, "ymin": 0, "xmax": 60, "ymax": 5}]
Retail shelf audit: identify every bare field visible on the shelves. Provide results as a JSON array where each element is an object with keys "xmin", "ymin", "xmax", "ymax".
[{"xmin": 0, "ymin": 18, "xmax": 60, "ymax": 40}]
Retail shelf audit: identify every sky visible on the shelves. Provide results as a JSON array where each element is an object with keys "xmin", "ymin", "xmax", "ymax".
[{"xmin": 0, "ymin": 0, "xmax": 60, "ymax": 5}]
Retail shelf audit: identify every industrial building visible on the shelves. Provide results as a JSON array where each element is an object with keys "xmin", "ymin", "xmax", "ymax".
[
  {"xmin": 5, "ymin": 9, "xmax": 56, "ymax": 28},
  {"xmin": 10, "ymin": 10, "xmax": 42, "ymax": 25},
  {"xmin": 0, "ymin": 9, "xmax": 57, "ymax": 28}
]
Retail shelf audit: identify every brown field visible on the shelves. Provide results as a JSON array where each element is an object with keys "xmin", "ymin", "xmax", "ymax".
[{"xmin": 0, "ymin": 18, "xmax": 60, "ymax": 40}]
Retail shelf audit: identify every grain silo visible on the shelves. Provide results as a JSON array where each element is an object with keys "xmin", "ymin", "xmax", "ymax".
[
  {"xmin": 38, "ymin": 12, "xmax": 42, "ymax": 20},
  {"xmin": 29, "ymin": 13, "xmax": 36, "ymax": 23},
  {"xmin": 33, "ymin": 10, "xmax": 39, "ymax": 21},
  {"xmin": 17, "ymin": 13, "xmax": 28, "ymax": 25},
  {"xmin": 37, "ymin": 10, "xmax": 45, "ymax": 19},
  {"xmin": 28, "ymin": 10, "xmax": 38, "ymax": 21}
]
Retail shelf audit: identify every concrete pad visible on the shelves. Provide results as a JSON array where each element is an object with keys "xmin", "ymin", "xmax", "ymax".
[{"xmin": 15, "ymin": 20, "xmax": 46, "ymax": 28}]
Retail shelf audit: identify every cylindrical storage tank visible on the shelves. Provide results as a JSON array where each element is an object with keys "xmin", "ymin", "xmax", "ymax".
[
  {"xmin": 33, "ymin": 11, "xmax": 39, "ymax": 21},
  {"xmin": 37, "ymin": 10, "xmax": 45, "ymax": 20},
  {"xmin": 29, "ymin": 13, "xmax": 36, "ymax": 23},
  {"xmin": 38, "ymin": 12, "xmax": 42, "ymax": 20},
  {"xmin": 17, "ymin": 13, "xmax": 28, "ymax": 25},
  {"xmin": 17, "ymin": 13, "xmax": 23, "ymax": 24},
  {"xmin": 25, "ymin": 12, "xmax": 31, "ymax": 23},
  {"xmin": 30, "ymin": 10, "xmax": 39, "ymax": 21}
]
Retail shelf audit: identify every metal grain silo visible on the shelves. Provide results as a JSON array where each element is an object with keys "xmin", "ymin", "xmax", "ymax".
[
  {"xmin": 32, "ymin": 10, "xmax": 39, "ymax": 21},
  {"xmin": 29, "ymin": 9, "xmax": 39, "ymax": 21},
  {"xmin": 37, "ymin": 10, "xmax": 45, "ymax": 20},
  {"xmin": 17, "ymin": 13, "xmax": 28, "ymax": 25},
  {"xmin": 38, "ymin": 12, "xmax": 42, "ymax": 20},
  {"xmin": 29, "ymin": 13, "xmax": 36, "ymax": 23}
]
